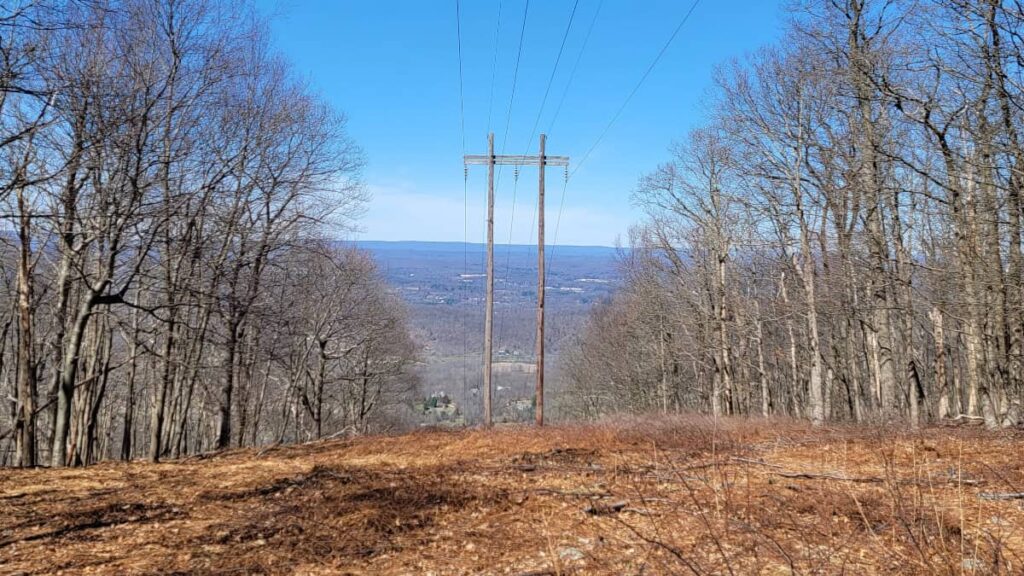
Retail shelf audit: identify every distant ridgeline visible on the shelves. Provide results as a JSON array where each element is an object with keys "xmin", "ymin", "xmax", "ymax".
[{"xmin": 355, "ymin": 241, "xmax": 620, "ymax": 315}]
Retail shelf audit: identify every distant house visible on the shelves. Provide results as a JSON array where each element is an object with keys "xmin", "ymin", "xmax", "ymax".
[
  {"xmin": 500, "ymin": 398, "xmax": 534, "ymax": 423},
  {"xmin": 416, "ymin": 392, "xmax": 464, "ymax": 427}
]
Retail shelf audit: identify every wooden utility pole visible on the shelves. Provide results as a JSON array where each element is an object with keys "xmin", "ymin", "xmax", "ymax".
[
  {"xmin": 484, "ymin": 133, "xmax": 495, "ymax": 427},
  {"xmin": 465, "ymin": 134, "xmax": 567, "ymax": 428},
  {"xmin": 535, "ymin": 134, "xmax": 546, "ymax": 426}
]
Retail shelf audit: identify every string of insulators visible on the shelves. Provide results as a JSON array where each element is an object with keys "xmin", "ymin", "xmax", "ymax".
[
  {"xmin": 464, "ymin": 165, "xmax": 468, "ymax": 181},
  {"xmin": 514, "ymin": 165, "xmax": 519, "ymax": 181},
  {"xmin": 564, "ymin": 166, "xmax": 568, "ymax": 182}
]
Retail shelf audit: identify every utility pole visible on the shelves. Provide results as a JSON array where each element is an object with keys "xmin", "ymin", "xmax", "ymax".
[
  {"xmin": 465, "ymin": 133, "xmax": 567, "ymax": 428},
  {"xmin": 484, "ymin": 133, "xmax": 494, "ymax": 427},
  {"xmin": 535, "ymin": 134, "xmax": 546, "ymax": 426}
]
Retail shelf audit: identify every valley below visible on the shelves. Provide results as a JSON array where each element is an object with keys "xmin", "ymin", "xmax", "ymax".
[{"xmin": 360, "ymin": 241, "xmax": 619, "ymax": 426}]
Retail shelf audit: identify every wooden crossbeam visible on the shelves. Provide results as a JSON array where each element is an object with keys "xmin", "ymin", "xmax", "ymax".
[{"xmin": 464, "ymin": 154, "xmax": 570, "ymax": 167}]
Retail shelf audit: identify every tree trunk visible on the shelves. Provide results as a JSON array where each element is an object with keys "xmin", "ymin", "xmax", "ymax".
[{"xmin": 15, "ymin": 184, "xmax": 36, "ymax": 467}]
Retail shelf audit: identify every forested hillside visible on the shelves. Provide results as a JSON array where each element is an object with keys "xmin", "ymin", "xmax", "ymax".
[
  {"xmin": 0, "ymin": 0, "xmax": 416, "ymax": 467},
  {"xmin": 565, "ymin": 0, "xmax": 1024, "ymax": 429}
]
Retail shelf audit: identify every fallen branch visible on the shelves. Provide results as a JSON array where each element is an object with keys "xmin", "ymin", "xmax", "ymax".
[
  {"xmin": 622, "ymin": 507, "xmax": 656, "ymax": 516},
  {"xmin": 732, "ymin": 457, "xmax": 989, "ymax": 487},
  {"xmin": 531, "ymin": 487, "xmax": 612, "ymax": 498},
  {"xmin": 181, "ymin": 449, "xmax": 223, "ymax": 461},
  {"xmin": 503, "ymin": 463, "xmax": 605, "ymax": 474},
  {"xmin": 774, "ymin": 470, "xmax": 883, "ymax": 483},
  {"xmin": 324, "ymin": 426, "xmax": 359, "ymax": 440},
  {"xmin": 732, "ymin": 457, "xmax": 882, "ymax": 483},
  {"xmin": 584, "ymin": 500, "xmax": 627, "ymax": 515},
  {"xmin": 255, "ymin": 442, "xmax": 282, "ymax": 457},
  {"xmin": 978, "ymin": 492, "xmax": 1024, "ymax": 501}
]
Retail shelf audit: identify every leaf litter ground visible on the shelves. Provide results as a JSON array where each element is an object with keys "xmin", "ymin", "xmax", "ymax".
[{"xmin": 2, "ymin": 417, "xmax": 1023, "ymax": 574}]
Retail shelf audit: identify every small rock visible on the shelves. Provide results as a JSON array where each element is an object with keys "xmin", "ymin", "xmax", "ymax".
[{"xmin": 558, "ymin": 546, "xmax": 585, "ymax": 562}]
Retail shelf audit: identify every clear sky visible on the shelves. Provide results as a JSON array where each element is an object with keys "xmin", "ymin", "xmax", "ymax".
[{"xmin": 254, "ymin": 1, "xmax": 786, "ymax": 247}]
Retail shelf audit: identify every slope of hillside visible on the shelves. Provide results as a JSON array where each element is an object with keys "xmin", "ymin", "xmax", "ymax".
[{"xmin": 2, "ymin": 419, "xmax": 1022, "ymax": 574}]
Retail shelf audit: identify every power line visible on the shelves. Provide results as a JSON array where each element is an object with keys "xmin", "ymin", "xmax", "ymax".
[
  {"xmin": 500, "ymin": 0, "xmax": 582, "ymax": 359},
  {"xmin": 525, "ymin": 0, "xmax": 587, "ymax": 305},
  {"xmin": 497, "ymin": 0, "xmax": 579, "ymax": 360},
  {"xmin": 486, "ymin": 1, "xmax": 503, "ymax": 135},
  {"xmin": 494, "ymin": 168, "xmax": 522, "ymax": 359},
  {"xmin": 546, "ymin": 0, "xmax": 604, "ymax": 136},
  {"xmin": 550, "ymin": 0, "xmax": 702, "ymax": 268},
  {"xmin": 455, "ymin": 0, "xmax": 470, "ymax": 407},
  {"xmin": 455, "ymin": 0, "xmax": 467, "ymax": 155},
  {"xmin": 493, "ymin": 0, "xmax": 531, "ymax": 265},
  {"xmin": 493, "ymin": 0, "xmax": 531, "ymax": 355},
  {"xmin": 569, "ymin": 0, "xmax": 701, "ymax": 181},
  {"xmin": 524, "ymin": 0, "xmax": 580, "ymax": 152},
  {"xmin": 547, "ymin": 177, "xmax": 572, "ymax": 268},
  {"xmin": 497, "ymin": 0, "xmax": 531, "ymax": 159}
]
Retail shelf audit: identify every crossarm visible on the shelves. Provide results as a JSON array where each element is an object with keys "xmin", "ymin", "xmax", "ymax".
[{"xmin": 464, "ymin": 154, "xmax": 570, "ymax": 167}]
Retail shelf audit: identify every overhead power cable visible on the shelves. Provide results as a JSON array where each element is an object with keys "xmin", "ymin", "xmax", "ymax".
[
  {"xmin": 486, "ymin": 1, "xmax": 504, "ymax": 135},
  {"xmin": 546, "ymin": 0, "xmax": 604, "ymax": 136},
  {"xmin": 455, "ymin": 0, "xmax": 470, "ymax": 401},
  {"xmin": 549, "ymin": 0, "xmax": 702, "ymax": 272},
  {"xmin": 569, "ymin": 0, "xmax": 701, "ymax": 181},
  {"xmin": 492, "ymin": 0, "xmax": 531, "ymax": 355},
  {"xmin": 523, "ymin": 0, "xmax": 580, "ymax": 152},
  {"xmin": 497, "ymin": 0, "xmax": 531, "ymax": 160},
  {"xmin": 525, "ymin": 0, "xmax": 587, "ymax": 294}
]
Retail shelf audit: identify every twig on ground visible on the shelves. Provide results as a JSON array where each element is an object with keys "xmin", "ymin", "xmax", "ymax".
[
  {"xmin": 584, "ymin": 500, "xmax": 627, "ymax": 515},
  {"xmin": 978, "ymin": 492, "xmax": 1024, "ymax": 501},
  {"xmin": 530, "ymin": 487, "xmax": 613, "ymax": 498},
  {"xmin": 731, "ymin": 457, "xmax": 883, "ymax": 483}
]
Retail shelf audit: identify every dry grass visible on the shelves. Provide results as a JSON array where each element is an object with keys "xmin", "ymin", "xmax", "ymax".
[{"xmin": 1, "ymin": 417, "xmax": 1022, "ymax": 574}]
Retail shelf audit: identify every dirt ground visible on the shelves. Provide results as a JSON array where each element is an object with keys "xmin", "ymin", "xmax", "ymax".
[{"xmin": 1, "ymin": 417, "xmax": 1023, "ymax": 575}]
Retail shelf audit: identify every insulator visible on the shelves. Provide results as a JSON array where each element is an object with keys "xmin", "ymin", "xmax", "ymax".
[
  {"xmin": 514, "ymin": 166, "xmax": 519, "ymax": 180},
  {"xmin": 463, "ymin": 165, "xmax": 468, "ymax": 180},
  {"xmin": 564, "ymin": 166, "xmax": 569, "ymax": 182}
]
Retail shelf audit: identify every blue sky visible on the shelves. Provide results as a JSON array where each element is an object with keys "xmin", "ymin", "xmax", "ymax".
[{"xmin": 255, "ymin": 1, "xmax": 786, "ymax": 247}]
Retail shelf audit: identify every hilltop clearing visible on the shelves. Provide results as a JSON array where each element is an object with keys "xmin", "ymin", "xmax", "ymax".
[{"xmin": 1, "ymin": 419, "xmax": 1022, "ymax": 574}]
